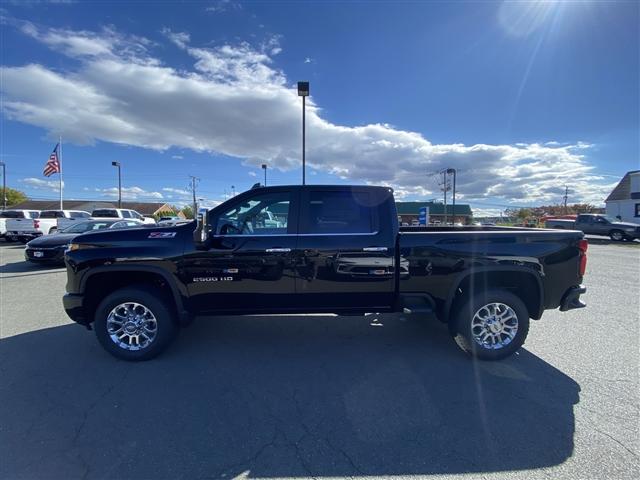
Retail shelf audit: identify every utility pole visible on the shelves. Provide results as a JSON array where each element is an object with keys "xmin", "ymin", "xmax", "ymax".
[
  {"xmin": 262, "ymin": 164, "xmax": 267, "ymax": 186},
  {"xmin": 563, "ymin": 185, "xmax": 569, "ymax": 214},
  {"xmin": 189, "ymin": 175, "xmax": 199, "ymax": 219},
  {"xmin": 447, "ymin": 168, "xmax": 457, "ymax": 225}
]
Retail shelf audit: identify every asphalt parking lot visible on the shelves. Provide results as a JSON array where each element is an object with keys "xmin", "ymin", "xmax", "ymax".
[{"xmin": 0, "ymin": 241, "xmax": 638, "ymax": 480}]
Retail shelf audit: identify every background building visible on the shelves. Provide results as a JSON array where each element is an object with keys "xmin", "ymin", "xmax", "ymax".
[
  {"xmin": 605, "ymin": 170, "xmax": 640, "ymax": 222},
  {"xmin": 395, "ymin": 201, "xmax": 472, "ymax": 225}
]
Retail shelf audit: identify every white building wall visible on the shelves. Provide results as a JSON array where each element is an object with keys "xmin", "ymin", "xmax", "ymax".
[
  {"xmin": 630, "ymin": 172, "xmax": 640, "ymax": 195},
  {"xmin": 606, "ymin": 200, "xmax": 639, "ymax": 223}
]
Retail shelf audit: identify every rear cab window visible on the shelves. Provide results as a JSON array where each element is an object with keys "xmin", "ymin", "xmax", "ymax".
[
  {"xmin": 92, "ymin": 209, "xmax": 119, "ymax": 218},
  {"xmin": 1, "ymin": 211, "xmax": 25, "ymax": 218},
  {"xmin": 40, "ymin": 211, "xmax": 64, "ymax": 219}
]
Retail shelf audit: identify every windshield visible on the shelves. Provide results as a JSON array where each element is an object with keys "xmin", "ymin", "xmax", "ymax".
[{"xmin": 61, "ymin": 222, "xmax": 113, "ymax": 233}]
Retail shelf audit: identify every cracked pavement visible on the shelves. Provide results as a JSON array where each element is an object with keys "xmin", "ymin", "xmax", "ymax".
[{"xmin": 0, "ymin": 242, "xmax": 638, "ymax": 479}]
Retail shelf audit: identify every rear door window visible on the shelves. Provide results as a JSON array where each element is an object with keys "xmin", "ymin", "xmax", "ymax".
[{"xmin": 301, "ymin": 190, "xmax": 377, "ymax": 234}]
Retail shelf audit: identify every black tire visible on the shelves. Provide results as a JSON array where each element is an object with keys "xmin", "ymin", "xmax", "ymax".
[
  {"xmin": 94, "ymin": 286, "xmax": 178, "ymax": 361},
  {"xmin": 449, "ymin": 289, "xmax": 530, "ymax": 361},
  {"xmin": 609, "ymin": 230, "xmax": 625, "ymax": 242}
]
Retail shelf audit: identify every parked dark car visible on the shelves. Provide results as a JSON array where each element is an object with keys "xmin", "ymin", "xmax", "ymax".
[
  {"xmin": 63, "ymin": 185, "xmax": 587, "ymax": 362},
  {"xmin": 546, "ymin": 214, "xmax": 640, "ymax": 241},
  {"xmin": 25, "ymin": 220, "xmax": 141, "ymax": 265}
]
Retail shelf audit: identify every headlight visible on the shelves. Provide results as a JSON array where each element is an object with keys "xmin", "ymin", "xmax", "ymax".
[{"xmin": 66, "ymin": 243, "xmax": 91, "ymax": 252}]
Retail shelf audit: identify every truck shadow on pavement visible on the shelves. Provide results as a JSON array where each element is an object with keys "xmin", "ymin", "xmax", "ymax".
[{"xmin": 0, "ymin": 314, "xmax": 580, "ymax": 479}]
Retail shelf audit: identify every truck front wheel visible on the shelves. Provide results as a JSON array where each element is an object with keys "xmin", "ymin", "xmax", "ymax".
[
  {"xmin": 94, "ymin": 286, "xmax": 178, "ymax": 361},
  {"xmin": 449, "ymin": 290, "xmax": 530, "ymax": 360}
]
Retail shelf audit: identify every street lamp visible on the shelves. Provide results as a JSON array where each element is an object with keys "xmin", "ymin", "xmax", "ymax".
[
  {"xmin": 297, "ymin": 81, "xmax": 309, "ymax": 185},
  {"xmin": 446, "ymin": 168, "xmax": 457, "ymax": 225},
  {"xmin": 261, "ymin": 164, "xmax": 267, "ymax": 186},
  {"xmin": 0, "ymin": 161, "xmax": 6, "ymax": 210},
  {"xmin": 231, "ymin": 185, "xmax": 236, "ymax": 197},
  {"xmin": 111, "ymin": 161, "xmax": 122, "ymax": 208}
]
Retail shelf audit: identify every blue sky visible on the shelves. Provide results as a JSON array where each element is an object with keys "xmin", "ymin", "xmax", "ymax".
[{"xmin": 1, "ymin": 0, "xmax": 638, "ymax": 214}]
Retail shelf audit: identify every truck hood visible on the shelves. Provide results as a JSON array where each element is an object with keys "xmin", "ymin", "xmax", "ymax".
[
  {"xmin": 611, "ymin": 221, "xmax": 640, "ymax": 229},
  {"xmin": 27, "ymin": 233, "xmax": 76, "ymax": 247},
  {"xmin": 71, "ymin": 222, "xmax": 194, "ymax": 245}
]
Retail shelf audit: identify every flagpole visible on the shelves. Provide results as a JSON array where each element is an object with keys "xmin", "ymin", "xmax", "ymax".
[{"xmin": 59, "ymin": 135, "xmax": 63, "ymax": 209}]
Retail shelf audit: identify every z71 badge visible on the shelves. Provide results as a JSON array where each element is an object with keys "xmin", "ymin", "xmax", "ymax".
[{"xmin": 148, "ymin": 232, "xmax": 177, "ymax": 238}]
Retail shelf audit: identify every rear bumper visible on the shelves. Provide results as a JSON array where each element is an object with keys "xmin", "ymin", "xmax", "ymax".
[
  {"xmin": 63, "ymin": 293, "xmax": 88, "ymax": 325},
  {"xmin": 559, "ymin": 285, "xmax": 587, "ymax": 312}
]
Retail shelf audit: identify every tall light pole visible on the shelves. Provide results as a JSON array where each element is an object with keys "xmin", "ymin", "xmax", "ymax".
[
  {"xmin": 447, "ymin": 168, "xmax": 457, "ymax": 224},
  {"xmin": 0, "ymin": 161, "xmax": 6, "ymax": 210},
  {"xmin": 231, "ymin": 185, "xmax": 236, "ymax": 197},
  {"xmin": 111, "ymin": 161, "xmax": 122, "ymax": 208},
  {"xmin": 297, "ymin": 81, "xmax": 309, "ymax": 185},
  {"xmin": 262, "ymin": 164, "xmax": 267, "ymax": 186}
]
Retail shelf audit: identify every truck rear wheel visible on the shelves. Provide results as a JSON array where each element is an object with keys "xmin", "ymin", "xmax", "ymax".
[
  {"xmin": 449, "ymin": 289, "xmax": 530, "ymax": 360},
  {"xmin": 94, "ymin": 286, "xmax": 178, "ymax": 361}
]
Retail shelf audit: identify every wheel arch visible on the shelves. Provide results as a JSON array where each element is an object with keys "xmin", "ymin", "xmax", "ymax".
[
  {"xmin": 443, "ymin": 267, "xmax": 544, "ymax": 322},
  {"xmin": 81, "ymin": 266, "xmax": 190, "ymax": 326}
]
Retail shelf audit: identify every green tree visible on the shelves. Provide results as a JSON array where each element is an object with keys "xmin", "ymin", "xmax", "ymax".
[
  {"xmin": 2, "ymin": 187, "xmax": 27, "ymax": 207},
  {"xmin": 181, "ymin": 205, "xmax": 194, "ymax": 219}
]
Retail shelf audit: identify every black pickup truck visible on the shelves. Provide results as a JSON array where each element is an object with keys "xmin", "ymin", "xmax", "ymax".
[{"xmin": 63, "ymin": 185, "xmax": 587, "ymax": 361}]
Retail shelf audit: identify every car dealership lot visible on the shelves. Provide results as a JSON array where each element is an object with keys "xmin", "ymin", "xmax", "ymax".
[{"xmin": 0, "ymin": 243, "xmax": 638, "ymax": 479}]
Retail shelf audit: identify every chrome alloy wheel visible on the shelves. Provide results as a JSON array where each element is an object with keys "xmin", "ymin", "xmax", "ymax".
[
  {"xmin": 106, "ymin": 302, "xmax": 158, "ymax": 351},
  {"xmin": 471, "ymin": 302, "xmax": 519, "ymax": 350}
]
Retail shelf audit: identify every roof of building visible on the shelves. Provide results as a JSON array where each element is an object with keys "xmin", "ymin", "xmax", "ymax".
[
  {"xmin": 606, "ymin": 170, "xmax": 640, "ymax": 202},
  {"xmin": 9, "ymin": 200, "xmax": 175, "ymax": 216},
  {"xmin": 395, "ymin": 201, "xmax": 472, "ymax": 216}
]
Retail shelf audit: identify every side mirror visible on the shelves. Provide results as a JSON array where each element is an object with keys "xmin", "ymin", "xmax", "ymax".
[{"xmin": 193, "ymin": 211, "xmax": 212, "ymax": 250}]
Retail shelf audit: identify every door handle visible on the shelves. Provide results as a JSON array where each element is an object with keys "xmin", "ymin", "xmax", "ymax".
[
  {"xmin": 363, "ymin": 247, "xmax": 388, "ymax": 252},
  {"xmin": 265, "ymin": 248, "xmax": 291, "ymax": 253}
]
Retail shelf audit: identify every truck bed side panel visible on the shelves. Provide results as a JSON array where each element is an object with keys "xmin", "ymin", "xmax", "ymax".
[{"xmin": 398, "ymin": 230, "xmax": 584, "ymax": 316}]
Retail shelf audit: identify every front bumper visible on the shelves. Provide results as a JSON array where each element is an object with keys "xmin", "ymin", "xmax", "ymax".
[
  {"xmin": 63, "ymin": 293, "xmax": 88, "ymax": 325},
  {"xmin": 559, "ymin": 285, "xmax": 587, "ymax": 312}
]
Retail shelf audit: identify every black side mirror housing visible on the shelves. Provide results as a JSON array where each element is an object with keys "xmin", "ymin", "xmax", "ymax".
[{"xmin": 193, "ymin": 211, "xmax": 212, "ymax": 250}]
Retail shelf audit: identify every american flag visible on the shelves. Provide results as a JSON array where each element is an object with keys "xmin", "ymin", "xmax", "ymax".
[{"xmin": 43, "ymin": 144, "xmax": 61, "ymax": 177}]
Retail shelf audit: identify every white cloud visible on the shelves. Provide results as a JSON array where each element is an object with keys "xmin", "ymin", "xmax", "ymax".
[
  {"xmin": 1, "ymin": 23, "xmax": 615, "ymax": 206},
  {"xmin": 162, "ymin": 187, "xmax": 191, "ymax": 197},
  {"xmin": 205, "ymin": 1, "xmax": 241, "ymax": 14},
  {"xmin": 20, "ymin": 177, "xmax": 64, "ymax": 191},
  {"xmin": 171, "ymin": 154, "xmax": 183, "ymax": 159},
  {"xmin": 248, "ymin": 171, "xmax": 257, "ymax": 177},
  {"xmin": 94, "ymin": 186, "xmax": 163, "ymax": 200}
]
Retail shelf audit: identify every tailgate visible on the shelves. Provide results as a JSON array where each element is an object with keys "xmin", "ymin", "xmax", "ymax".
[{"xmin": 6, "ymin": 218, "xmax": 36, "ymax": 233}]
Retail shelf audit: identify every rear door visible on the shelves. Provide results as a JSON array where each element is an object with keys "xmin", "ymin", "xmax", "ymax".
[{"xmin": 294, "ymin": 187, "xmax": 396, "ymax": 312}]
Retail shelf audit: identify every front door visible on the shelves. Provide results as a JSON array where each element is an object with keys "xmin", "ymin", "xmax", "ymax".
[{"xmin": 183, "ymin": 189, "xmax": 298, "ymax": 313}]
